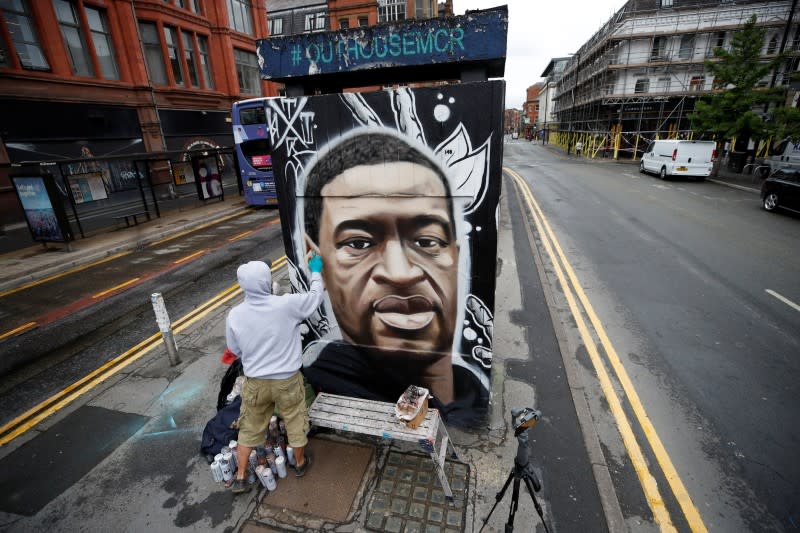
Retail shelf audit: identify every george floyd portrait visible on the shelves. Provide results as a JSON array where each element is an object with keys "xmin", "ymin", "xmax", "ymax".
[{"xmin": 266, "ymin": 81, "xmax": 504, "ymax": 426}]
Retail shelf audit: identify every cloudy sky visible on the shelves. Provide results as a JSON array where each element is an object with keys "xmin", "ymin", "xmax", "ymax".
[{"xmin": 454, "ymin": 0, "xmax": 627, "ymax": 108}]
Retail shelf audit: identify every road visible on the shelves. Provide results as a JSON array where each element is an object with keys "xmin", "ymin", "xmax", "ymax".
[
  {"xmin": 504, "ymin": 140, "xmax": 799, "ymax": 532},
  {"xmin": 0, "ymin": 209, "xmax": 283, "ymax": 426}
]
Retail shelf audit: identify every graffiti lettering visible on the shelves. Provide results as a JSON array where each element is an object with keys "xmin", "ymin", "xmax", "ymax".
[{"xmin": 302, "ymin": 28, "xmax": 466, "ymax": 67}]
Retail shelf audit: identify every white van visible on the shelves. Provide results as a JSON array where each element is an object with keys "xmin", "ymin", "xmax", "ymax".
[
  {"xmin": 764, "ymin": 138, "xmax": 800, "ymax": 176},
  {"xmin": 639, "ymin": 140, "xmax": 716, "ymax": 181}
]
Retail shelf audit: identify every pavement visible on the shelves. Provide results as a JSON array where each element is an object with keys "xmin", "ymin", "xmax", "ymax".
[{"xmin": 0, "ymin": 146, "xmax": 769, "ymax": 532}]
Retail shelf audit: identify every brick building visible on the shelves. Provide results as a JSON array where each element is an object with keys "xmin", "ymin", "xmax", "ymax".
[
  {"xmin": 523, "ymin": 82, "xmax": 542, "ymax": 134},
  {"xmin": 0, "ymin": 0, "xmax": 275, "ymax": 228}
]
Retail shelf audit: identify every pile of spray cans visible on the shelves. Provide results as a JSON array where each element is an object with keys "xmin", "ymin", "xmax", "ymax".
[{"xmin": 209, "ymin": 415, "xmax": 297, "ymax": 492}]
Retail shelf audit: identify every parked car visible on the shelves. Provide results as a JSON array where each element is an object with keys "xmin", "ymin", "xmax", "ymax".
[
  {"xmin": 761, "ymin": 169, "xmax": 800, "ymax": 213},
  {"xmin": 639, "ymin": 140, "xmax": 716, "ymax": 181}
]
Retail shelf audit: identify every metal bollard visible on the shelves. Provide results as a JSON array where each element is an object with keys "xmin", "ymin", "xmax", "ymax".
[{"xmin": 151, "ymin": 292, "xmax": 181, "ymax": 366}]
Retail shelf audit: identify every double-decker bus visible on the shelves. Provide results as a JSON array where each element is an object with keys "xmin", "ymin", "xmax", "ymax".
[{"xmin": 232, "ymin": 97, "xmax": 277, "ymax": 206}]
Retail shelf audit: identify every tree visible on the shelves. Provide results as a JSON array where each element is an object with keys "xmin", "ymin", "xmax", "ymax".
[{"xmin": 690, "ymin": 15, "xmax": 783, "ymax": 171}]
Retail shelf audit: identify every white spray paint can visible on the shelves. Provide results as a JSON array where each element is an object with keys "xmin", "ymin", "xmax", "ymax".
[
  {"xmin": 275, "ymin": 455, "xmax": 288, "ymax": 478},
  {"xmin": 222, "ymin": 452, "xmax": 235, "ymax": 479},
  {"xmin": 210, "ymin": 461, "xmax": 223, "ymax": 482},
  {"xmin": 267, "ymin": 453, "xmax": 278, "ymax": 475},
  {"xmin": 273, "ymin": 446, "xmax": 285, "ymax": 460},
  {"xmin": 221, "ymin": 446, "xmax": 234, "ymax": 471},
  {"xmin": 262, "ymin": 464, "xmax": 277, "ymax": 491},
  {"xmin": 220, "ymin": 455, "xmax": 233, "ymax": 481},
  {"xmin": 255, "ymin": 465, "xmax": 269, "ymax": 488},
  {"xmin": 285, "ymin": 447, "xmax": 296, "ymax": 467}
]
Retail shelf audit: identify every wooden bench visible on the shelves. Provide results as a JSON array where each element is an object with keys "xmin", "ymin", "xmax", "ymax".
[
  {"xmin": 308, "ymin": 392, "xmax": 460, "ymax": 502},
  {"xmin": 113, "ymin": 211, "xmax": 150, "ymax": 227}
]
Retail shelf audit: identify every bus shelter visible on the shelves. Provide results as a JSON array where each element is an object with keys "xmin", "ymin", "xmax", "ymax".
[{"xmin": 4, "ymin": 146, "xmax": 241, "ymax": 247}]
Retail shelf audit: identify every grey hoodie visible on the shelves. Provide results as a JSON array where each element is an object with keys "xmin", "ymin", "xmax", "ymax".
[{"xmin": 226, "ymin": 260, "xmax": 324, "ymax": 379}]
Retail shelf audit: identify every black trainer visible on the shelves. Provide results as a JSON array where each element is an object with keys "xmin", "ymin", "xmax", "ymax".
[
  {"xmin": 231, "ymin": 478, "xmax": 252, "ymax": 494},
  {"xmin": 294, "ymin": 454, "xmax": 312, "ymax": 477}
]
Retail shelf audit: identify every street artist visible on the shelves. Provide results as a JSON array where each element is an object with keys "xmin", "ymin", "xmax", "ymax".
[{"xmin": 226, "ymin": 257, "xmax": 325, "ymax": 494}]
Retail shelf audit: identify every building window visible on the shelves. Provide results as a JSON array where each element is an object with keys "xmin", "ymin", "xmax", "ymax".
[
  {"xmin": 189, "ymin": 0, "xmax": 200, "ymax": 13},
  {"xmin": 234, "ymin": 48, "xmax": 262, "ymax": 95},
  {"xmin": 634, "ymin": 78, "xmax": 650, "ymax": 93},
  {"xmin": 378, "ymin": 0, "xmax": 406, "ymax": 22},
  {"xmin": 689, "ymin": 76, "xmax": 705, "ymax": 91},
  {"xmin": 651, "ymin": 36, "xmax": 665, "ymax": 60},
  {"xmin": 163, "ymin": 26, "xmax": 183, "ymax": 85},
  {"xmin": 715, "ymin": 31, "xmax": 726, "ymax": 48},
  {"xmin": 358, "ymin": 16, "xmax": 369, "ymax": 27},
  {"xmin": 415, "ymin": 0, "xmax": 434, "ymax": 18},
  {"xmin": 182, "ymin": 31, "xmax": 198, "ymax": 86},
  {"xmin": 197, "ymin": 35, "xmax": 213, "ymax": 89},
  {"xmin": 767, "ymin": 35, "xmax": 778, "ymax": 55},
  {"xmin": 54, "ymin": 0, "xmax": 94, "ymax": 77},
  {"xmin": 139, "ymin": 21, "xmax": 167, "ymax": 85},
  {"xmin": 227, "ymin": 0, "xmax": 254, "ymax": 35},
  {"xmin": 656, "ymin": 77, "xmax": 671, "ymax": 92},
  {"xmin": 339, "ymin": 18, "xmax": 349, "ymax": 29},
  {"xmin": 304, "ymin": 12, "xmax": 326, "ymax": 32},
  {"xmin": 268, "ymin": 17, "xmax": 283, "ymax": 35},
  {"xmin": 679, "ymin": 35, "xmax": 695, "ymax": 60},
  {"xmin": 85, "ymin": 7, "xmax": 119, "ymax": 80},
  {"xmin": 0, "ymin": 0, "xmax": 50, "ymax": 70},
  {"xmin": 660, "ymin": 0, "xmax": 673, "ymax": 6}
]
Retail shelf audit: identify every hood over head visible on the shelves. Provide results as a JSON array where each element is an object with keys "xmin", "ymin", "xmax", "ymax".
[{"xmin": 237, "ymin": 260, "xmax": 272, "ymax": 299}]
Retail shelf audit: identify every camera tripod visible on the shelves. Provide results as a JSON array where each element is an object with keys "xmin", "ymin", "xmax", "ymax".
[{"xmin": 479, "ymin": 408, "xmax": 551, "ymax": 533}]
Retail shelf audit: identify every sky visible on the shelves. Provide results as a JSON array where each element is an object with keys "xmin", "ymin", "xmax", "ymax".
[{"xmin": 454, "ymin": 0, "xmax": 628, "ymax": 109}]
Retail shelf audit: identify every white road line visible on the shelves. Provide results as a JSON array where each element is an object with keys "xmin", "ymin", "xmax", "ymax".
[
  {"xmin": 765, "ymin": 289, "xmax": 800, "ymax": 313},
  {"xmin": 623, "ymin": 172, "xmax": 640, "ymax": 179}
]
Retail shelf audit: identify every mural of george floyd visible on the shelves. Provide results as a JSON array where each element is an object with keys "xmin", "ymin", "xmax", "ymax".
[{"xmin": 267, "ymin": 80, "xmax": 505, "ymax": 427}]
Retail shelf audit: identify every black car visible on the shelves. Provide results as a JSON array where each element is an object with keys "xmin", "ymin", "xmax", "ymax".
[{"xmin": 761, "ymin": 170, "xmax": 800, "ymax": 213}]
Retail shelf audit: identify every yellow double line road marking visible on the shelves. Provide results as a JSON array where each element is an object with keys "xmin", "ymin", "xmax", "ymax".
[
  {"xmin": 0, "ymin": 321, "xmax": 37, "ymax": 341},
  {"xmin": 92, "ymin": 277, "xmax": 141, "ymax": 299},
  {"xmin": 0, "ymin": 255, "xmax": 289, "ymax": 447},
  {"xmin": 173, "ymin": 249, "xmax": 207, "ymax": 265},
  {"xmin": 505, "ymin": 167, "xmax": 707, "ymax": 533}
]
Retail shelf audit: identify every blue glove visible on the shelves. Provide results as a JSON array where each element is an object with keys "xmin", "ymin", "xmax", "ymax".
[{"xmin": 309, "ymin": 254, "xmax": 323, "ymax": 273}]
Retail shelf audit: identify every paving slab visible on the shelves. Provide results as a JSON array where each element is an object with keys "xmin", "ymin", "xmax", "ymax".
[{"xmin": 257, "ymin": 437, "xmax": 375, "ymax": 524}]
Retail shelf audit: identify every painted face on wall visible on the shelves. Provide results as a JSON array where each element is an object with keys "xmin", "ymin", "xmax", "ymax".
[{"xmin": 309, "ymin": 161, "xmax": 458, "ymax": 361}]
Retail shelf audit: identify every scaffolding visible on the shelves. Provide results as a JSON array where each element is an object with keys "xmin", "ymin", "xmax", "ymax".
[{"xmin": 551, "ymin": 0, "xmax": 800, "ymax": 160}]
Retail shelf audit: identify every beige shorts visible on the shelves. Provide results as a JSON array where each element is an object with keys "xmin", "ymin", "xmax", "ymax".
[{"xmin": 237, "ymin": 371, "xmax": 309, "ymax": 449}]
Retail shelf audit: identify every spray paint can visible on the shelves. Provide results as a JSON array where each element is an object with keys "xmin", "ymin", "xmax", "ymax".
[
  {"xmin": 247, "ymin": 468, "xmax": 257, "ymax": 485},
  {"xmin": 221, "ymin": 446, "xmax": 234, "ymax": 472},
  {"xmin": 260, "ymin": 464, "xmax": 277, "ymax": 491},
  {"xmin": 286, "ymin": 446, "xmax": 296, "ymax": 467},
  {"xmin": 255, "ymin": 465, "xmax": 269, "ymax": 488},
  {"xmin": 273, "ymin": 446, "xmax": 285, "ymax": 460},
  {"xmin": 267, "ymin": 452, "xmax": 278, "ymax": 475},
  {"xmin": 222, "ymin": 452, "xmax": 235, "ymax": 478},
  {"xmin": 248, "ymin": 449, "xmax": 258, "ymax": 471},
  {"xmin": 220, "ymin": 455, "xmax": 233, "ymax": 481},
  {"xmin": 229, "ymin": 441, "xmax": 239, "ymax": 472},
  {"xmin": 210, "ymin": 461, "xmax": 224, "ymax": 482},
  {"xmin": 214, "ymin": 453, "xmax": 224, "ymax": 465},
  {"xmin": 275, "ymin": 455, "xmax": 288, "ymax": 478}
]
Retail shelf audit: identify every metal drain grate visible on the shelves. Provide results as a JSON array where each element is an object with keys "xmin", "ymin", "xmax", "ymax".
[{"xmin": 366, "ymin": 451, "xmax": 469, "ymax": 533}]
